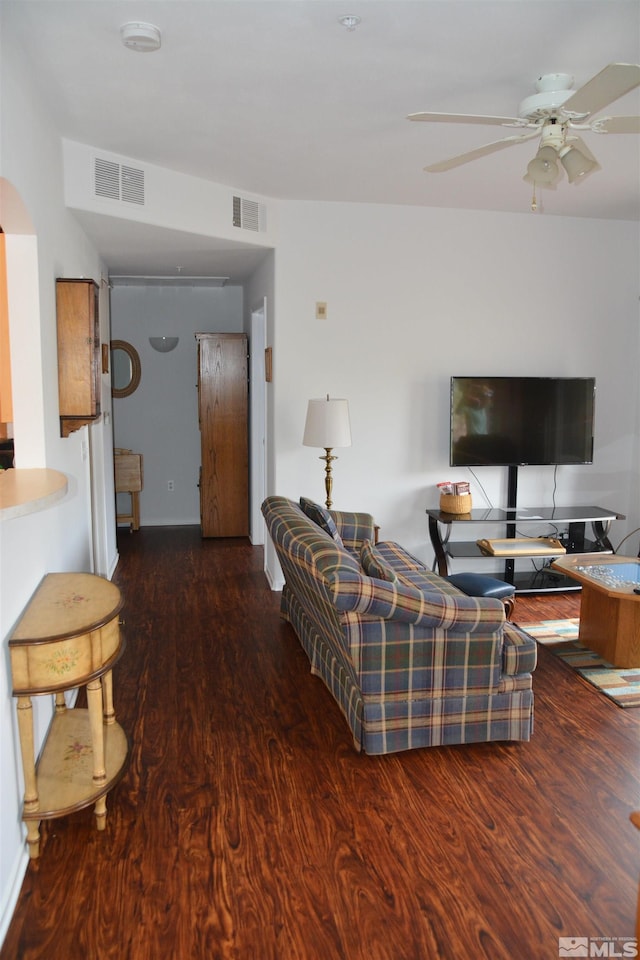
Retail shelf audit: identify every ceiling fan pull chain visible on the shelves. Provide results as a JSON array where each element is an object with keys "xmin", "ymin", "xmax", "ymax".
[{"xmin": 530, "ymin": 183, "xmax": 538, "ymax": 213}]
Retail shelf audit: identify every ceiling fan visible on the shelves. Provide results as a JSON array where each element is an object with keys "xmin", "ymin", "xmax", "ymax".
[{"xmin": 407, "ymin": 63, "xmax": 640, "ymax": 188}]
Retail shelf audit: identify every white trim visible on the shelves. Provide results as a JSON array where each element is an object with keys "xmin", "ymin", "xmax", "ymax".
[{"xmin": 250, "ymin": 300, "xmax": 267, "ymax": 546}]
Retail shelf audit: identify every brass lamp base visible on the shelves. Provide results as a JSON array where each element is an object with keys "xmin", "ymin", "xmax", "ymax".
[{"xmin": 319, "ymin": 447, "xmax": 337, "ymax": 509}]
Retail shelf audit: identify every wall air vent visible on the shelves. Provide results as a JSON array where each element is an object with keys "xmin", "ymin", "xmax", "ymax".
[
  {"xmin": 94, "ymin": 158, "xmax": 120, "ymax": 200},
  {"xmin": 232, "ymin": 196, "xmax": 266, "ymax": 232},
  {"xmin": 94, "ymin": 157, "xmax": 145, "ymax": 205},
  {"xmin": 121, "ymin": 165, "xmax": 145, "ymax": 205}
]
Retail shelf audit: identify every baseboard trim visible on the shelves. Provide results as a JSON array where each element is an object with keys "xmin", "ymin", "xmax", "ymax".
[
  {"xmin": 265, "ymin": 567, "xmax": 284, "ymax": 591},
  {"xmin": 117, "ymin": 519, "xmax": 201, "ymax": 528},
  {"xmin": 0, "ymin": 844, "xmax": 28, "ymax": 951}
]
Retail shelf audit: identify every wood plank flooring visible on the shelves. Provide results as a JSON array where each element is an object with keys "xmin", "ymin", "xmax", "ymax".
[{"xmin": 2, "ymin": 526, "xmax": 639, "ymax": 960}]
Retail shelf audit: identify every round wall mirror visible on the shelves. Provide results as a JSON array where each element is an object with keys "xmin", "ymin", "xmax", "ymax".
[{"xmin": 111, "ymin": 340, "xmax": 141, "ymax": 398}]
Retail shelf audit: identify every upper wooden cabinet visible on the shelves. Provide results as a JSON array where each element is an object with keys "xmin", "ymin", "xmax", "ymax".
[{"xmin": 56, "ymin": 279, "xmax": 100, "ymax": 437}]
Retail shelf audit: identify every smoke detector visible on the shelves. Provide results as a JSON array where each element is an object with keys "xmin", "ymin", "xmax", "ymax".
[{"xmin": 120, "ymin": 22, "xmax": 162, "ymax": 52}]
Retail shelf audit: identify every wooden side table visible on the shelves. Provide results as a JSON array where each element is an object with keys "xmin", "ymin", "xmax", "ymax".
[
  {"xmin": 114, "ymin": 449, "xmax": 143, "ymax": 531},
  {"xmin": 9, "ymin": 573, "xmax": 129, "ymax": 858}
]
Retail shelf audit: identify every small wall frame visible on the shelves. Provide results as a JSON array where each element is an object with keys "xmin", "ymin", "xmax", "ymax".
[{"xmin": 111, "ymin": 340, "xmax": 141, "ymax": 399}]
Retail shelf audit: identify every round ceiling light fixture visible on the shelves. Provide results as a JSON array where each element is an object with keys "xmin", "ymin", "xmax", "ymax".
[
  {"xmin": 338, "ymin": 15, "xmax": 361, "ymax": 31},
  {"xmin": 120, "ymin": 22, "xmax": 162, "ymax": 52}
]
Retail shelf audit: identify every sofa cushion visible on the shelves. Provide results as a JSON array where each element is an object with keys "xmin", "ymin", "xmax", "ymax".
[
  {"xmin": 361, "ymin": 540, "xmax": 398, "ymax": 583},
  {"xmin": 299, "ymin": 497, "xmax": 343, "ymax": 546},
  {"xmin": 372, "ymin": 541, "xmax": 462, "ymax": 598}
]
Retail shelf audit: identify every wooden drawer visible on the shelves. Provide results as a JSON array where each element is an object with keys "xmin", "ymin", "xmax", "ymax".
[{"xmin": 9, "ymin": 573, "xmax": 124, "ymax": 694}]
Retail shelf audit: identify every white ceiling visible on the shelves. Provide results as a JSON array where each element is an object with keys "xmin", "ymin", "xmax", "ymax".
[{"xmin": 3, "ymin": 0, "xmax": 640, "ymax": 283}]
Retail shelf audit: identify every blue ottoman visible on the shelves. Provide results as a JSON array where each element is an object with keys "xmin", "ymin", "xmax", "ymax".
[{"xmin": 444, "ymin": 572, "xmax": 516, "ymax": 620}]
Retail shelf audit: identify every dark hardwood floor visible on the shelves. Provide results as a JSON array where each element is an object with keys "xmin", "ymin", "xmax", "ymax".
[{"xmin": 2, "ymin": 526, "xmax": 639, "ymax": 960}]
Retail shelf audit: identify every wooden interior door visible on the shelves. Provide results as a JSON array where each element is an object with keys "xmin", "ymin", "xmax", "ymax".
[{"xmin": 197, "ymin": 333, "xmax": 249, "ymax": 537}]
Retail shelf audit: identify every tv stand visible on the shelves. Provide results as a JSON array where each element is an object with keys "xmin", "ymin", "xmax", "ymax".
[{"xmin": 427, "ymin": 499, "xmax": 625, "ymax": 594}]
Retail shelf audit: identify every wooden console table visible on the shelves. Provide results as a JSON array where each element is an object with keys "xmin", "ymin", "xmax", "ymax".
[{"xmin": 9, "ymin": 573, "xmax": 129, "ymax": 858}]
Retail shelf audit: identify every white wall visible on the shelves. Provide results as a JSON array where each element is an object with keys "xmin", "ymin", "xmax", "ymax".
[
  {"xmin": 269, "ymin": 200, "xmax": 639, "ymax": 576},
  {"xmin": 0, "ymin": 35, "xmax": 114, "ymax": 944},
  {"xmin": 110, "ymin": 284, "xmax": 244, "ymax": 525},
  {"xmin": 245, "ymin": 251, "xmax": 276, "ymax": 553}
]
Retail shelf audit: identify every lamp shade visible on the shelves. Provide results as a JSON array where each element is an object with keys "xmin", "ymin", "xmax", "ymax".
[
  {"xmin": 303, "ymin": 398, "xmax": 351, "ymax": 449},
  {"xmin": 559, "ymin": 144, "xmax": 597, "ymax": 184},
  {"xmin": 525, "ymin": 145, "xmax": 559, "ymax": 185}
]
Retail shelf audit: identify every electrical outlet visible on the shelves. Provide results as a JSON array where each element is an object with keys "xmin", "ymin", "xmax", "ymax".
[
  {"xmin": 316, "ymin": 301, "xmax": 327, "ymax": 320},
  {"xmin": 167, "ymin": 480, "xmax": 174, "ymax": 492}
]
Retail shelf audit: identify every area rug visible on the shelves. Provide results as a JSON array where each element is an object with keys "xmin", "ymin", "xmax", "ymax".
[{"xmin": 519, "ymin": 618, "xmax": 640, "ymax": 709}]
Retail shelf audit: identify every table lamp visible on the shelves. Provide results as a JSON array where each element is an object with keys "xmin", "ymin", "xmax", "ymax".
[{"xmin": 303, "ymin": 396, "xmax": 351, "ymax": 509}]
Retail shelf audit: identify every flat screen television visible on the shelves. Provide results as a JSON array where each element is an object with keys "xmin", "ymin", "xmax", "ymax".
[{"xmin": 450, "ymin": 376, "xmax": 595, "ymax": 467}]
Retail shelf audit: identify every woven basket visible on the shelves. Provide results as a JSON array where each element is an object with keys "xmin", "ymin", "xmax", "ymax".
[{"xmin": 440, "ymin": 492, "xmax": 472, "ymax": 515}]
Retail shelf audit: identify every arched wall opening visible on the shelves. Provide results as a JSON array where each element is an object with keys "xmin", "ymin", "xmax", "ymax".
[{"xmin": 0, "ymin": 178, "xmax": 46, "ymax": 466}]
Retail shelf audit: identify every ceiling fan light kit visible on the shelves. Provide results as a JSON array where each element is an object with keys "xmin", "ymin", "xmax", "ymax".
[{"xmin": 408, "ymin": 62, "xmax": 640, "ymax": 202}]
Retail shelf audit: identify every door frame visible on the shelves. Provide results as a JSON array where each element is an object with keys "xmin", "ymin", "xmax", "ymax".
[{"xmin": 250, "ymin": 299, "xmax": 267, "ymax": 545}]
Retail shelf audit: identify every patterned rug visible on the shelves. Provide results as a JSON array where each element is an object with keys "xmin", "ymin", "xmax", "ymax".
[{"xmin": 519, "ymin": 618, "xmax": 640, "ymax": 709}]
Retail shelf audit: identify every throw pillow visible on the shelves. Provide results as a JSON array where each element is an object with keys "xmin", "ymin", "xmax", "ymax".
[
  {"xmin": 361, "ymin": 540, "xmax": 398, "ymax": 583},
  {"xmin": 299, "ymin": 497, "xmax": 343, "ymax": 545}
]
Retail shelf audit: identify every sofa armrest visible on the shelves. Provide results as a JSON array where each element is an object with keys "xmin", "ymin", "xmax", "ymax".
[
  {"xmin": 502, "ymin": 623, "xmax": 537, "ymax": 675},
  {"xmin": 329, "ymin": 510, "xmax": 376, "ymax": 553},
  {"xmin": 328, "ymin": 570, "xmax": 505, "ymax": 633}
]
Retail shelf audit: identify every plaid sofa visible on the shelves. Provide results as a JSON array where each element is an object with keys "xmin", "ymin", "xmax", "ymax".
[{"xmin": 262, "ymin": 496, "xmax": 537, "ymax": 755}]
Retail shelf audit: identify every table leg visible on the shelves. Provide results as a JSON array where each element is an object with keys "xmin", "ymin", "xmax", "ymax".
[
  {"xmin": 94, "ymin": 795, "xmax": 107, "ymax": 832},
  {"xmin": 16, "ymin": 695, "xmax": 41, "ymax": 857},
  {"xmin": 102, "ymin": 670, "xmax": 115, "ymax": 725},
  {"xmin": 87, "ymin": 678, "xmax": 106, "ymax": 787},
  {"xmin": 429, "ymin": 515, "xmax": 450, "ymax": 576},
  {"xmin": 591, "ymin": 518, "xmax": 614, "ymax": 552}
]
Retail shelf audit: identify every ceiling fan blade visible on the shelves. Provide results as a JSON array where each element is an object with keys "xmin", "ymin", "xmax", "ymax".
[
  {"xmin": 563, "ymin": 63, "xmax": 640, "ymax": 118},
  {"xmin": 592, "ymin": 115, "xmax": 640, "ymax": 134},
  {"xmin": 408, "ymin": 111, "xmax": 526, "ymax": 127},
  {"xmin": 424, "ymin": 130, "xmax": 540, "ymax": 173}
]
